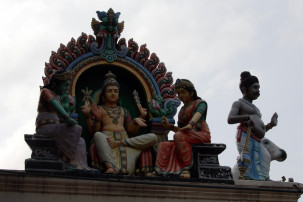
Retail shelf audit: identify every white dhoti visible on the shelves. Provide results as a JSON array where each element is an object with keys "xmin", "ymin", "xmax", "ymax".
[{"xmin": 94, "ymin": 131, "xmax": 157, "ymax": 175}]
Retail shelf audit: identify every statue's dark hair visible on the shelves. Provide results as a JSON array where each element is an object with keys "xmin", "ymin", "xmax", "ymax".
[
  {"xmin": 175, "ymin": 79, "xmax": 201, "ymax": 100},
  {"xmin": 239, "ymin": 71, "xmax": 259, "ymax": 93},
  {"xmin": 188, "ymin": 88, "xmax": 200, "ymax": 101}
]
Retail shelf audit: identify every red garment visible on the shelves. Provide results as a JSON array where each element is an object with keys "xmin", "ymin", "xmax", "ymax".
[
  {"xmin": 155, "ymin": 99, "xmax": 211, "ymax": 175},
  {"xmin": 237, "ymin": 123, "xmax": 261, "ymax": 143},
  {"xmin": 37, "ymin": 88, "xmax": 60, "ymax": 113}
]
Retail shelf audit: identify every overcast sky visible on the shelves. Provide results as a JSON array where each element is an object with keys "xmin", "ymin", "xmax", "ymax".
[{"xmin": 1, "ymin": 0, "xmax": 303, "ymax": 187}]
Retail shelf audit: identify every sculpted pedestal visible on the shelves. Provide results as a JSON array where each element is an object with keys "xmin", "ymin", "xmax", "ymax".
[{"xmin": 24, "ymin": 134, "xmax": 68, "ymax": 173}]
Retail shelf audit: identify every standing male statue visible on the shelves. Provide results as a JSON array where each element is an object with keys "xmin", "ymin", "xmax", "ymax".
[
  {"xmin": 227, "ymin": 71, "xmax": 278, "ymax": 180},
  {"xmin": 81, "ymin": 71, "xmax": 157, "ymax": 175}
]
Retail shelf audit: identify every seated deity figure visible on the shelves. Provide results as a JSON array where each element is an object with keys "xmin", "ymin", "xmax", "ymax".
[
  {"xmin": 35, "ymin": 70, "xmax": 90, "ymax": 170},
  {"xmin": 155, "ymin": 79, "xmax": 211, "ymax": 179},
  {"xmin": 227, "ymin": 71, "xmax": 278, "ymax": 180},
  {"xmin": 81, "ymin": 71, "xmax": 158, "ymax": 175}
]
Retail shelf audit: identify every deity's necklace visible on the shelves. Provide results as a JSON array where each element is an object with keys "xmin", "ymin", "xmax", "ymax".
[{"xmin": 102, "ymin": 105, "xmax": 122, "ymax": 124}]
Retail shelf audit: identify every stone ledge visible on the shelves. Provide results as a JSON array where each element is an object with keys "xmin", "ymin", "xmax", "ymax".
[{"xmin": 0, "ymin": 170, "xmax": 302, "ymax": 202}]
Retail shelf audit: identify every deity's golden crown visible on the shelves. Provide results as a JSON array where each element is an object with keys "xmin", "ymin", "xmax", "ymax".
[{"xmin": 102, "ymin": 71, "xmax": 120, "ymax": 89}]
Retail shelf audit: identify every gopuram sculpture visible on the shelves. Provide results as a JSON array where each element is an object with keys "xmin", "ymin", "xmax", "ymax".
[
  {"xmin": 227, "ymin": 71, "xmax": 287, "ymax": 180},
  {"xmin": 155, "ymin": 79, "xmax": 211, "ymax": 179},
  {"xmin": 24, "ymin": 8, "xmax": 233, "ymax": 183}
]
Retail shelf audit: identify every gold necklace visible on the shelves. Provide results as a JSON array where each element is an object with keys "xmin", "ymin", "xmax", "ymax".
[{"xmin": 102, "ymin": 105, "xmax": 122, "ymax": 124}]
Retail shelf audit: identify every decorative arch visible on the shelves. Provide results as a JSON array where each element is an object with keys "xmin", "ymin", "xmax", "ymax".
[
  {"xmin": 70, "ymin": 58, "xmax": 155, "ymax": 102},
  {"xmin": 42, "ymin": 8, "xmax": 180, "ymax": 121}
]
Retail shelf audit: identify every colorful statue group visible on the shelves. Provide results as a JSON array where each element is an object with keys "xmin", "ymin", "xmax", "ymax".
[{"xmin": 35, "ymin": 69, "xmax": 282, "ymax": 180}]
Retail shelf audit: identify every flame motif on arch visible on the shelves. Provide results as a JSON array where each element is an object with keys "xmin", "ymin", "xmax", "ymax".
[
  {"xmin": 43, "ymin": 35, "xmax": 176, "ymax": 102},
  {"xmin": 43, "ymin": 33, "xmax": 96, "ymax": 83}
]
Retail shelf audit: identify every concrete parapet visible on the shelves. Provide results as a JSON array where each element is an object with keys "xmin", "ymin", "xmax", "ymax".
[{"xmin": 0, "ymin": 170, "xmax": 302, "ymax": 202}]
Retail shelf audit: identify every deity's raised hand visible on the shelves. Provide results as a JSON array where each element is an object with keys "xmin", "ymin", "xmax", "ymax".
[
  {"xmin": 161, "ymin": 116, "xmax": 170, "ymax": 128},
  {"xmin": 270, "ymin": 112, "xmax": 278, "ymax": 127},
  {"xmin": 137, "ymin": 103, "xmax": 147, "ymax": 118},
  {"xmin": 81, "ymin": 101, "xmax": 91, "ymax": 117},
  {"xmin": 133, "ymin": 117, "xmax": 147, "ymax": 127},
  {"xmin": 91, "ymin": 102, "xmax": 102, "ymax": 121}
]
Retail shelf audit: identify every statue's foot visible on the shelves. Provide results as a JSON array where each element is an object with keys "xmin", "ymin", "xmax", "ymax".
[
  {"xmin": 105, "ymin": 167, "xmax": 118, "ymax": 174},
  {"xmin": 180, "ymin": 170, "xmax": 190, "ymax": 179},
  {"xmin": 120, "ymin": 168, "xmax": 128, "ymax": 175},
  {"xmin": 74, "ymin": 164, "xmax": 97, "ymax": 171},
  {"xmin": 145, "ymin": 171, "xmax": 156, "ymax": 177}
]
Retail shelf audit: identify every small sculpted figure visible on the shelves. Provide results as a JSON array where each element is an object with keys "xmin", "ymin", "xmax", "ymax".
[
  {"xmin": 61, "ymin": 93, "xmax": 76, "ymax": 113},
  {"xmin": 227, "ymin": 71, "xmax": 278, "ymax": 180},
  {"xmin": 148, "ymin": 94, "xmax": 166, "ymax": 117},
  {"xmin": 35, "ymin": 70, "xmax": 90, "ymax": 170},
  {"xmin": 81, "ymin": 71, "xmax": 157, "ymax": 175},
  {"xmin": 155, "ymin": 79, "xmax": 211, "ymax": 179}
]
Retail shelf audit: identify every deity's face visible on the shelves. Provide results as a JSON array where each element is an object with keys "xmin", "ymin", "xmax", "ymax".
[
  {"xmin": 57, "ymin": 79, "xmax": 71, "ymax": 96},
  {"xmin": 103, "ymin": 85, "xmax": 119, "ymax": 105},
  {"xmin": 177, "ymin": 87, "xmax": 193, "ymax": 105},
  {"xmin": 246, "ymin": 82, "xmax": 260, "ymax": 101}
]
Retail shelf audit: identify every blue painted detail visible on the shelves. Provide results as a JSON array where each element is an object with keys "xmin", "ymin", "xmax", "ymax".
[
  {"xmin": 66, "ymin": 52, "xmax": 94, "ymax": 71},
  {"xmin": 113, "ymin": 44, "xmax": 128, "ymax": 57},
  {"xmin": 70, "ymin": 113, "xmax": 78, "ymax": 118},
  {"xmin": 113, "ymin": 39, "xmax": 128, "ymax": 58},
  {"xmin": 91, "ymin": 41, "xmax": 106, "ymax": 55},
  {"xmin": 96, "ymin": 11, "xmax": 107, "ymax": 21},
  {"xmin": 124, "ymin": 56, "xmax": 160, "ymax": 95},
  {"xmin": 152, "ymin": 117, "xmax": 175, "ymax": 124},
  {"xmin": 164, "ymin": 98, "xmax": 181, "ymax": 118}
]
